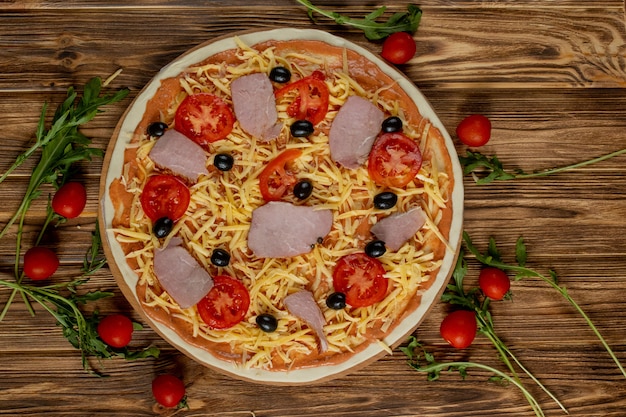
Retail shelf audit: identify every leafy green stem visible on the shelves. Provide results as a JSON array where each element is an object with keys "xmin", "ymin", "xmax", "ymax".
[
  {"xmin": 460, "ymin": 148, "xmax": 626, "ymax": 185},
  {"xmin": 403, "ymin": 337, "xmax": 546, "ymax": 417},
  {"xmin": 294, "ymin": 0, "xmax": 422, "ymax": 40},
  {"xmin": 443, "ymin": 252, "xmax": 567, "ymax": 413},
  {"xmin": 463, "ymin": 231, "xmax": 626, "ymax": 379}
]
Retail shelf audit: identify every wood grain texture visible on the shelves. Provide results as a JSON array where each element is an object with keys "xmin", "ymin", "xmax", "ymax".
[{"xmin": 1, "ymin": 1, "xmax": 626, "ymax": 416}]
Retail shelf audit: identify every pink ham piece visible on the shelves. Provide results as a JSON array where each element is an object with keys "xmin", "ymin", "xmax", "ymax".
[
  {"xmin": 371, "ymin": 207, "xmax": 427, "ymax": 251},
  {"xmin": 284, "ymin": 290, "xmax": 329, "ymax": 353},
  {"xmin": 153, "ymin": 238, "xmax": 214, "ymax": 309},
  {"xmin": 247, "ymin": 201, "xmax": 333, "ymax": 258},
  {"xmin": 149, "ymin": 129, "xmax": 208, "ymax": 183},
  {"xmin": 328, "ymin": 95, "xmax": 385, "ymax": 168},
  {"xmin": 230, "ymin": 73, "xmax": 282, "ymax": 141}
]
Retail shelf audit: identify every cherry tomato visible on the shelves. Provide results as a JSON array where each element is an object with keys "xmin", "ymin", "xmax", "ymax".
[
  {"xmin": 197, "ymin": 275, "xmax": 250, "ymax": 329},
  {"xmin": 479, "ymin": 267, "xmax": 511, "ymax": 301},
  {"xmin": 332, "ymin": 253, "xmax": 388, "ymax": 308},
  {"xmin": 440, "ymin": 310, "xmax": 477, "ymax": 349},
  {"xmin": 97, "ymin": 314, "xmax": 134, "ymax": 348},
  {"xmin": 174, "ymin": 93, "xmax": 234, "ymax": 146},
  {"xmin": 52, "ymin": 182, "xmax": 87, "ymax": 219},
  {"xmin": 381, "ymin": 32, "xmax": 417, "ymax": 65},
  {"xmin": 275, "ymin": 70, "xmax": 330, "ymax": 125},
  {"xmin": 367, "ymin": 132, "xmax": 422, "ymax": 188},
  {"xmin": 456, "ymin": 114, "xmax": 492, "ymax": 147},
  {"xmin": 152, "ymin": 374, "xmax": 186, "ymax": 408},
  {"xmin": 140, "ymin": 174, "xmax": 190, "ymax": 222},
  {"xmin": 23, "ymin": 246, "xmax": 59, "ymax": 280},
  {"xmin": 258, "ymin": 149, "xmax": 302, "ymax": 201}
]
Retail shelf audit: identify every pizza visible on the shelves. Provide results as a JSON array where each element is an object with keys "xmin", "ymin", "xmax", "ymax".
[{"xmin": 102, "ymin": 29, "xmax": 460, "ymax": 378}]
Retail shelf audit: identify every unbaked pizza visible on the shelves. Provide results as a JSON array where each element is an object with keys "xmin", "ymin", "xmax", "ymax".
[{"xmin": 102, "ymin": 29, "xmax": 461, "ymax": 379}]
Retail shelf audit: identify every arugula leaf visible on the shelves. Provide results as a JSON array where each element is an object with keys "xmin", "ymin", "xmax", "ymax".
[
  {"xmin": 462, "ymin": 231, "xmax": 626, "ymax": 379},
  {"xmin": 460, "ymin": 148, "xmax": 626, "ymax": 185},
  {"xmin": 403, "ymin": 337, "xmax": 546, "ymax": 416},
  {"xmin": 0, "ymin": 77, "xmax": 128, "ymax": 242},
  {"xmin": 295, "ymin": 0, "xmax": 422, "ymax": 40},
  {"xmin": 0, "ymin": 77, "xmax": 158, "ymax": 374}
]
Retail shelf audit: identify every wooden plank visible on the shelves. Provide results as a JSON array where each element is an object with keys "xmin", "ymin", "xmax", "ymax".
[{"xmin": 0, "ymin": 6, "xmax": 624, "ymax": 90}]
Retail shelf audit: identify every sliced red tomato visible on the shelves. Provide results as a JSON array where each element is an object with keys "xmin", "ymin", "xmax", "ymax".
[
  {"xmin": 332, "ymin": 253, "xmax": 388, "ymax": 308},
  {"xmin": 259, "ymin": 149, "xmax": 302, "ymax": 201},
  {"xmin": 367, "ymin": 132, "xmax": 422, "ymax": 188},
  {"xmin": 275, "ymin": 70, "xmax": 330, "ymax": 125},
  {"xmin": 174, "ymin": 93, "xmax": 234, "ymax": 146},
  {"xmin": 197, "ymin": 275, "xmax": 250, "ymax": 329},
  {"xmin": 140, "ymin": 174, "xmax": 190, "ymax": 222}
]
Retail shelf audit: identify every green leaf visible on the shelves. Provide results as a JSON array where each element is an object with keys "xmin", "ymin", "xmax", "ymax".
[
  {"xmin": 487, "ymin": 237, "xmax": 502, "ymax": 262},
  {"xmin": 295, "ymin": 1, "xmax": 422, "ymax": 41},
  {"xmin": 460, "ymin": 148, "xmax": 626, "ymax": 185}
]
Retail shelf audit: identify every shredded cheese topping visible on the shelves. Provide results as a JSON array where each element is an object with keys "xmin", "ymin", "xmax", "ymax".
[{"xmin": 112, "ymin": 38, "xmax": 451, "ymax": 370}]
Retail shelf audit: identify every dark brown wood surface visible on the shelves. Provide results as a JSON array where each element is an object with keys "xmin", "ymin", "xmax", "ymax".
[{"xmin": 1, "ymin": 1, "xmax": 626, "ymax": 416}]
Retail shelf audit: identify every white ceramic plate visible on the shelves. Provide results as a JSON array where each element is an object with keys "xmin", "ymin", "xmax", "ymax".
[{"xmin": 99, "ymin": 28, "xmax": 464, "ymax": 384}]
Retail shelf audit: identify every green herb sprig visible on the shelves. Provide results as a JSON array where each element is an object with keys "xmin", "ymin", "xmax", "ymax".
[
  {"xmin": 460, "ymin": 148, "xmax": 626, "ymax": 184},
  {"xmin": 443, "ymin": 247, "xmax": 567, "ymax": 414},
  {"xmin": 295, "ymin": 0, "xmax": 422, "ymax": 41},
  {"xmin": 463, "ymin": 231, "xmax": 626, "ymax": 379},
  {"xmin": 0, "ymin": 77, "xmax": 159, "ymax": 373},
  {"xmin": 401, "ymin": 337, "xmax": 548, "ymax": 417},
  {"xmin": 0, "ymin": 226, "xmax": 159, "ymax": 374}
]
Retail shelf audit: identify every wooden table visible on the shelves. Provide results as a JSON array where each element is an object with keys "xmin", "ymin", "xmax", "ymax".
[{"xmin": 1, "ymin": 1, "xmax": 626, "ymax": 416}]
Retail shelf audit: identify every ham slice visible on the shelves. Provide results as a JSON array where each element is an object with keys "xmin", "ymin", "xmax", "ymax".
[
  {"xmin": 148, "ymin": 129, "xmax": 208, "ymax": 183},
  {"xmin": 371, "ymin": 208, "xmax": 427, "ymax": 251},
  {"xmin": 230, "ymin": 73, "xmax": 282, "ymax": 141},
  {"xmin": 328, "ymin": 95, "xmax": 385, "ymax": 168},
  {"xmin": 284, "ymin": 290, "xmax": 328, "ymax": 353},
  {"xmin": 247, "ymin": 202, "xmax": 333, "ymax": 258},
  {"xmin": 153, "ymin": 238, "xmax": 214, "ymax": 309}
]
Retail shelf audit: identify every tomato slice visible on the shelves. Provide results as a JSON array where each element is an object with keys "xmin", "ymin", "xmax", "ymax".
[
  {"xmin": 140, "ymin": 174, "xmax": 190, "ymax": 222},
  {"xmin": 259, "ymin": 149, "xmax": 302, "ymax": 201},
  {"xmin": 275, "ymin": 70, "xmax": 330, "ymax": 125},
  {"xmin": 197, "ymin": 275, "xmax": 250, "ymax": 329},
  {"xmin": 332, "ymin": 253, "xmax": 388, "ymax": 308},
  {"xmin": 174, "ymin": 93, "xmax": 234, "ymax": 146},
  {"xmin": 367, "ymin": 132, "xmax": 423, "ymax": 188}
]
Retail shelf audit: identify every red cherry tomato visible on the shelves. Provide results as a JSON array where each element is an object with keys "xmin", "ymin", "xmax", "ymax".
[
  {"xmin": 23, "ymin": 246, "xmax": 59, "ymax": 280},
  {"xmin": 275, "ymin": 70, "xmax": 330, "ymax": 125},
  {"xmin": 152, "ymin": 374, "xmax": 186, "ymax": 408},
  {"xmin": 197, "ymin": 275, "xmax": 250, "ymax": 329},
  {"xmin": 440, "ymin": 310, "xmax": 477, "ymax": 349},
  {"xmin": 174, "ymin": 93, "xmax": 234, "ymax": 146},
  {"xmin": 381, "ymin": 32, "xmax": 417, "ymax": 65},
  {"xmin": 332, "ymin": 253, "xmax": 388, "ymax": 308},
  {"xmin": 52, "ymin": 182, "xmax": 87, "ymax": 219},
  {"xmin": 97, "ymin": 314, "xmax": 134, "ymax": 348},
  {"xmin": 258, "ymin": 149, "xmax": 302, "ymax": 201},
  {"xmin": 479, "ymin": 267, "xmax": 511, "ymax": 300},
  {"xmin": 367, "ymin": 132, "xmax": 423, "ymax": 188},
  {"xmin": 140, "ymin": 174, "xmax": 190, "ymax": 222},
  {"xmin": 456, "ymin": 114, "xmax": 492, "ymax": 147}
]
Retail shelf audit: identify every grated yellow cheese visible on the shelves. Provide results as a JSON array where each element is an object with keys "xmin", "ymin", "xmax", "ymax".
[{"xmin": 113, "ymin": 38, "xmax": 451, "ymax": 370}]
